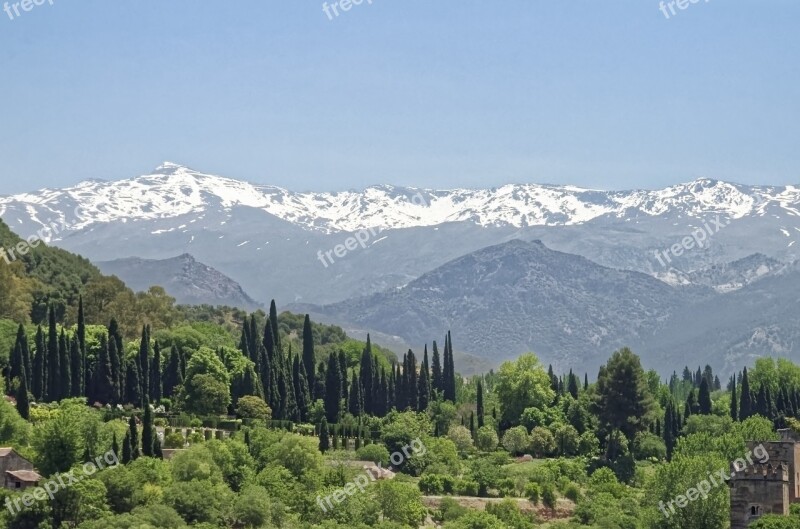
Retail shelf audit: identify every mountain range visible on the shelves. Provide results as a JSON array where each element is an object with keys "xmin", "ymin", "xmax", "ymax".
[{"xmin": 3, "ymin": 162, "xmax": 800, "ymax": 373}]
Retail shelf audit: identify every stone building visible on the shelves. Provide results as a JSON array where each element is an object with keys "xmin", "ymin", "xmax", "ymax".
[
  {"xmin": 0, "ymin": 448, "xmax": 41, "ymax": 490},
  {"xmin": 730, "ymin": 430, "xmax": 800, "ymax": 529}
]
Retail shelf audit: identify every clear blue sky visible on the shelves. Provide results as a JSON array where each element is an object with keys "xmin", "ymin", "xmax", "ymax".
[{"xmin": 0, "ymin": 1, "xmax": 798, "ymax": 194}]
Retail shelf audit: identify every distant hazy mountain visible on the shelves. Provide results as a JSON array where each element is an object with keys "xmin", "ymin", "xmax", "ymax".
[
  {"xmin": 96, "ymin": 253, "xmax": 260, "ymax": 309},
  {"xmin": 303, "ymin": 240, "xmax": 800, "ymax": 374}
]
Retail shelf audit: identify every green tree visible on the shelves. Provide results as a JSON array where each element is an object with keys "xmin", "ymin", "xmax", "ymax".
[{"xmin": 495, "ymin": 353, "xmax": 555, "ymax": 427}]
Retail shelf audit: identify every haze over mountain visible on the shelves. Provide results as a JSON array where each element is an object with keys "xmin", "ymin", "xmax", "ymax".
[{"xmin": 96, "ymin": 253, "xmax": 260, "ymax": 310}]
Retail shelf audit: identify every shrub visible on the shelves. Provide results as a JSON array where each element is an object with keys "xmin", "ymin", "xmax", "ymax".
[
  {"xmin": 525, "ymin": 482, "xmax": 541, "ymax": 504},
  {"xmin": 475, "ymin": 426, "xmax": 499, "ymax": 452},
  {"xmin": 455, "ymin": 479, "xmax": 479, "ymax": 496},
  {"xmin": 419, "ymin": 474, "xmax": 445, "ymax": 495},
  {"xmin": 356, "ymin": 444, "xmax": 390, "ymax": 466},
  {"xmin": 541, "ymin": 483, "xmax": 557, "ymax": 509},
  {"xmin": 564, "ymin": 482, "xmax": 581, "ymax": 502},
  {"xmin": 164, "ymin": 432, "xmax": 186, "ymax": 449}
]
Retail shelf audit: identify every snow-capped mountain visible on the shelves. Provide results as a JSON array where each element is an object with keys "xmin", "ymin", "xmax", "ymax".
[
  {"xmin": 1, "ymin": 162, "xmax": 800, "ymax": 308},
  {"xmin": 1, "ymin": 162, "xmax": 797, "ymax": 234}
]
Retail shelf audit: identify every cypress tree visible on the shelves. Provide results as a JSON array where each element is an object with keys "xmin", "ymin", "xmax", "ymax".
[
  {"xmin": 150, "ymin": 342, "xmax": 162, "ymax": 403},
  {"xmin": 108, "ymin": 319, "xmax": 124, "ymax": 395},
  {"xmin": 730, "ymin": 376, "xmax": 738, "ymax": 421},
  {"xmin": 112, "ymin": 432, "xmax": 120, "ymax": 458},
  {"xmin": 153, "ymin": 436, "xmax": 163, "ymax": 459},
  {"xmin": 348, "ymin": 370, "xmax": 363, "ymax": 417},
  {"xmin": 126, "ymin": 361, "xmax": 142, "ymax": 408},
  {"xmin": 418, "ymin": 346, "xmax": 431, "ymax": 412},
  {"xmin": 584, "ymin": 373, "xmax": 589, "ymax": 391},
  {"xmin": 77, "ymin": 295, "xmax": 86, "ymax": 353},
  {"xmin": 138, "ymin": 326, "xmax": 150, "ymax": 402},
  {"xmin": 302, "ymin": 315, "xmax": 315, "ymax": 392},
  {"xmin": 443, "ymin": 331, "xmax": 456, "ymax": 402},
  {"xmin": 431, "ymin": 341, "xmax": 443, "ymax": 395},
  {"xmin": 740, "ymin": 367, "xmax": 753, "ymax": 420},
  {"xmin": 269, "ymin": 300, "xmax": 281, "ymax": 352},
  {"xmin": 293, "ymin": 355, "xmax": 311, "ymax": 422},
  {"xmin": 142, "ymin": 398, "xmax": 154, "ymax": 457},
  {"xmin": 163, "ymin": 346, "xmax": 183, "ymax": 399},
  {"xmin": 319, "ymin": 418, "xmax": 330, "ymax": 453},
  {"xmin": 325, "ymin": 353, "xmax": 342, "ymax": 423},
  {"xmin": 338, "ymin": 350, "xmax": 348, "ymax": 404},
  {"xmin": 698, "ymin": 378, "xmax": 712, "ymax": 415},
  {"xmin": 470, "ymin": 411, "xmax": 475, "ymax": 437},
  {"xmin": 70, "ymin": 335, "xmax": 82, "ymax": 398},
  {"xmin": 129, "ymin": 415, "xmax": 139, "ymax": 459},
  {"xmin": 315, "ymin": 361, "xmax": 326, "ymax": 404},
  {"xmin": 122, "ymin": 432, "xmax": 132, "ymax": 464},
  {"xmin": 91, "ymin": 334, "xmax": 114, "ymax": 405},
  {"xmin": 59, "ymin": 329, "xmax": 71, "ymax": 399},
  {"xmin": 16, "ymin": 372, "xmax": 29, "ymax": 420},
  {"xmin": 664, "ymin": 400, "xmax": 675, "ymax": 461},
  {"xmin": 9, "ymin": 324, "xmax": 26, "ymax": 385},
  {"xmin": 477, "ymin": 380, "xmax": 485, "ymax": 428},
  {"xmin": 567, "ymin": 369, "xmax": 579, "ymax": 399},
  {"xmin": 405, "ymin": 350, "xmax": 418, "ymax": 411},
  {"xmin": 359, "ymin": 338, "xmax": 375, "ymax": 415},
  {"xmin": 32, "ymin": 326, "xmax": 45, "ymax": 401},
  {"xmin": 46, "ymin": 305, "xmax": 59, "ymax": 402}
]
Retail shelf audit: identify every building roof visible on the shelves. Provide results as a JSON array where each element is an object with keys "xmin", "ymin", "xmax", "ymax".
[{"xmin": 6, "ymin": 470, "xmax": 42, "ymax": 482}]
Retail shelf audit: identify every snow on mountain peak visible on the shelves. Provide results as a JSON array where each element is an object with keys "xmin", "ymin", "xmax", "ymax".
[{"xmin": 0, "ymin": 164, "xmax": 797, "ymax": 234}]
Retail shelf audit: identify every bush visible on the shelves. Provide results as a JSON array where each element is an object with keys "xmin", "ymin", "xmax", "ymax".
[
  {"xmin": 455, "ymin": 479, "xmax": 479, "ymax": 496},
  {"xmin": 164, "ymin": 432, "xmax": 186, "ymax": 449},
  {"xmin": 564, "ymin": 482, "xmax": 581, "ymax": 502},
  {"xmin": 541, "ymin": 483, "xmax": 557, "ymax": 509},
  {"xmin": 525, "ymin": 482, "xmax": 541, "ymax": 504},
  {"xmin": 435, "ymin": 497, "xmax": 468, "ymax": 523},
  {"xmin": 419, "ymin": 474, "xmax": 445, "ymax": 495},
  {"xmin": 356, "ymin": 444, "xmax": 390, "ymax": 466},
  {"xmin": 475, "ymin": 426, "xmax": 499, "ymax": 452}
]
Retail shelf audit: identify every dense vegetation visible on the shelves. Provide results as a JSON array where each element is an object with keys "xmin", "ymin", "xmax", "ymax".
[{"xmin": 3, "ymin": 220, "xmax": 800, "ymax": 529}]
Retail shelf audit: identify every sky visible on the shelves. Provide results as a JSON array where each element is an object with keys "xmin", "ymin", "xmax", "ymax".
[{"xmin": 0, "ymin": 1, "xmax": 798, "ymax": 195}]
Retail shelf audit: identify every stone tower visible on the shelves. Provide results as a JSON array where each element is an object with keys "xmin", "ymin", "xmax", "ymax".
[{"xmin": 730, "ymin": 462, "xmax": 790, "ymax": 529}]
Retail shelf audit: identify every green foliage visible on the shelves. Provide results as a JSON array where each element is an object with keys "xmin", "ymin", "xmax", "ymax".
[{"xmin": 495, "ymin": 353, "xmax": 555, "ymax": 427}]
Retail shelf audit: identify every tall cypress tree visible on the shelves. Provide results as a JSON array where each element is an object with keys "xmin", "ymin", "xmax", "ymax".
[
  {"xmin": 126, "ymin": 361, "xmax": 142, "ymax": 408},
  {"xmin": 730, "ymin": 376, "xmax": 738, "ymax": 421},
  {"xmin": 129, "ymin": 415, "xmax": 139, "ymax": 459},
  {"xmin": 740, "ymin": 367, "xmax": 753, "ymax": 420},
  {"xmin": 443, "ymin": 331, "xmax": 456, "ymax": 402},
  {"xmin": 16, "ymin": 369, "xmax": 29, "ymax": 420},
  {"xmin": 138, "ymin": 326, "xmax": 150, "ymax": 402},
  {"xmin": 32, "ymin": 326, "xmax": 45, "ymax": 401},
  {"xmin": 9, "ymin": 324, "xmax": 26, "ymax": 386},
  {"xmin": 319, "ymin": 418, "xmax": 330, "ymax": 453},
  {"xmin": 359, "ymin": 337, "xmax": 375, "ymax": 415},
  {"xmin": 59, "ymin": 329, "xmax": 71, "ymax": 399},
  {"xmin": 46, "ymin": 305, "xmax": 59, "ymax": 402},
  {"xmin": 349, "ymin": 370, "xmax": 363, "ymax": 417},
  {"xmin": 302, "ymin": 315, "xmax": 315, "ymax": 392},
  {"xmin": 70, "ymin": 335, "xmax": 83, "ymax": 398},
  {"xmin": 315, "ymin": 361, "xmax": 326, "ymax": 404},
  {"xmin": 431, "ymin": 341, "xmax": 443, "ymax": 395},
  {"xmin": 122, "ymin": 432, "xmax": 132, "ymax": 464},
  {"xmin": 418, "ymin": 346, "xmax": 431, "ymax": 412},
  {"xmin": 150, "ymin": 342, "xmax": 162, "ymax": 403},
  {"xmin": 664, "ymin": 400, "xmax": 675, "ymax": 461},
  {"xmin": 293, "ymin": 355, "xmax": 311, "ymax": 422},
  {"xmin": 325, "ymin": 353, "xmax": 342, "ymax": 423},
  {"xmin": 269, "ymin": 300, "xmax": 281, "ymax": 352},
  {"xmin": 77, "ymin": 295, "xmax": 86, "ymax": 353},
  {"xmin": 163, "ymin": 346, "xmax": 183, "ymax": 399},
  {"xmin": 477, "ymin": 380, "xmax": 485, "ymax": 428},
  {"xmin": 142, "ymin": 398, "xmax": 154, "ymax": 457},
  {"xmin": 698, "ymin": 378, "xmax": 712, "ymax": 415},
  {"xmin": 567, "ymin": 369, "xmax": 579, "ymax": 399},
  {"xmin": 91, "ymin": 334, "xmax": 114, "ymax": 405}
]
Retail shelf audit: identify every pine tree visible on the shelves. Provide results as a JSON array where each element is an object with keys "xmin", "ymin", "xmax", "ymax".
[
  {"xmin": 142, "ymin": 398, "xmax": 154, "ymax": 457},
  {"xmin": 476, "ymin": 380, "xmax": 485, "ymax": 428},
  {"xmin": 302, "ymin": 315, "xmax": 316, "ymax": 392},
  {"xmin": 129, "ymin": 416, "xmax": 139, "ymax": 459},
  {"xmin": 16, "ymin": 372, "xmax": 29, "ymax": 420},
  {"xmin": 325, "ymin": 353, "xmax": 342, "ymax": 423},
  {"xmin": 319, "ymin": 418, "xmax": 330, "ymax": 453},
  {"xmin": 740, "ymin": 367, "xmax": 753, "ymax": 420}
]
